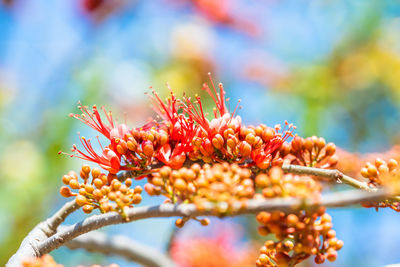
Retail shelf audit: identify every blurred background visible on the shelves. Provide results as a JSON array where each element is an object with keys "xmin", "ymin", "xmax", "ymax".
[{"xmin": 2, "ymin": 0, "xmax": 400, "ymax": 266}]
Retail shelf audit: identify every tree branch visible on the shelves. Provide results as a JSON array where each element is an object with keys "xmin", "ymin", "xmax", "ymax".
[
  {"xmin": 6, "ymin": 200, "xmax": 79, "ymax": 267},
  {"xmin": 64, "ymin": 230, "xmax": 176, "ymax": 267},
  {"xmin": 36, "ymin": 189, "xmax": 386, "ymax": 256}
]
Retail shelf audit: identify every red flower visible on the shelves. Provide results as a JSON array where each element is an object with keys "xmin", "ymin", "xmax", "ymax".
[
  {"xmin": 156, "ymin": 116, "xmax": 197, "ymax": 169},
  {"xmin": 149, "ymin": 90, "xmax": 180, "ymax": 125},
  {"xmin": 182, "ymin": 73, "xmax": 242, "ymax": 138},
  {"xmin": 60, "ymin": 135, "xmax": 121, "ymax": 174},
  {"xmin": 252, "ymin": 121, "xmax": 295, "ymax": 168},
  {"xmin": 70, "ymin": 103, "xmax": 115, "ymax": 139}
]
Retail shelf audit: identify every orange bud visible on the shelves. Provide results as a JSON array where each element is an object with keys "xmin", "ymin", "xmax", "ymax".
[
  {"xmin": 60, "ymin": 186, "xmax": 73, "ymax": 198},
  {"xmin": 325, "ymin": 142, "xmax": 336, "ymax": 156},
  {"xmin": 304, "ymin": 138, "xmax": 314, "ymax": 152},
  {"xmin": 367, "ymin": 165, "xmax": 378, "ymax": 177},
  {"xmin": 127, "ymin": 138, "xmax": 137, "ymax": 151},
  {"xmin": 388, "ymin": 159, "xmax": 398, "ymax": 171},
  {"xmin": 262, "ymin": 127, "xmax": 275, "ymax": 142},
  {"xmin": 132, "ymin": 194, "xmax": 142, "ymax": 204},
  {"xmin": 239, "ymin": 141, "xmax": 252, "ymax": 157},
  {"xmin": 82, "ymin": 164, "xmax": 91, "ymax": 174},
  {"xmin": 316, "ymin": 137, "xmax": 326, "ymax": 150},
  {"xmin": 85, "ymin": 184, "xmax": 94, "ymax": 194},
  {"xmin": 76, "ymin": 195, "xmax": 88, "ymax": 206},
  {"xmin": 69, "ymin": 179, "xmax": 80, "ymax": 190},
  {"xmin": 82, "ymin": 205, "xmax": 94, "ymax": 214},
  {"xmin": 175, "ymin": 218, "xmax": 185, "ymax": 228},
  {"xmin": 174, "ymin": 179, "xmax": 187, "ymax": 191},
  {"xmin": 142, "ymin": 140, "xmax": 154, "ymax": 157},
  {"xmin": 62, "ymin": 175, "xmax": 72, "ymax": 185}
]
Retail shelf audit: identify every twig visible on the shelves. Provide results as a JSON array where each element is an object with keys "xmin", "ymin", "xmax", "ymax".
[
  {"xmin": 64, "ymin": 230, "xmax": 176, "ymax": 267},
  {"xmin": 281, "ymin": 164, "xmax": 373, "ymax": 191},
  {"xmin": 36, "ymin": 189, "xmax": 386, "ymax": 256},
  {"xmin": 6, "ymin": 200, "xmax": 79, "ymax": 267}
]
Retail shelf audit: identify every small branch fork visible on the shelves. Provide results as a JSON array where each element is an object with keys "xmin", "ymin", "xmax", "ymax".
[
  {"xmin": 64, "ymin": 229, "xmax": 176, "ymax": 267},
  {"xmin": 7, "ymin": 201, "xmax": 79, "ymax": 267},
  {"xmin": 6, "ymin": 164, "xmax": 393, "ymax": 267}
]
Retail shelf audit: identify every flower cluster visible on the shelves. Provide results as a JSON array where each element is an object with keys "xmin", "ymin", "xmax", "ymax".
[
  {"xmin": 60, "ymin": 165, "xmax": 142, "ymax": 216},
  {"xmin": 256, "ymin": 208, "xmax": 343, "ymax": 266},
  {"xmin": 61, "ymin": 76, "xmax": 295, "ymax": 177},
  {"xmin": 22, "ymin": 255, "xmax": 119, "ymax": 267},
  {"xmin": 286, "ymin": 136, "xmax": 338, "ymax": 168}
]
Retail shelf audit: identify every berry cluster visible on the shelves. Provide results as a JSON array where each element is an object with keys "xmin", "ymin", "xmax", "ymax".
[
  {"xmin": 287, "ymin": 136, "xmax": 338, "ymax": 168},
  {"xmin": 256, "ymin": 208, "xmax": 343, "ymax": 266},
  {"xmin": 60, "ymin": 165, "xmax": 142, "ymax": 216}
]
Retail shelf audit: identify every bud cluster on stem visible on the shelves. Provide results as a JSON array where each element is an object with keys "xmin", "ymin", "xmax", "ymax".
[{"xmin": 50, "ymin": 75, "xmax": 400, "ymax": 267}]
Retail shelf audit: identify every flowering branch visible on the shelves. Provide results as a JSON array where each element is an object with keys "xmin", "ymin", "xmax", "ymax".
[
  {"xmin": 118, "ymin": 163, "xmax": 374, "ymax": 190},
  {"xmin": 7, "ymin": 200, "xmax": 79, "ymax": 267},
  {"xmin": 35, "ymin": 189, "xmax": 386, "ymax": 257},
  {"xmin": 65, "ymin": 230, "xmax": 176, "ymax": 267}
]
